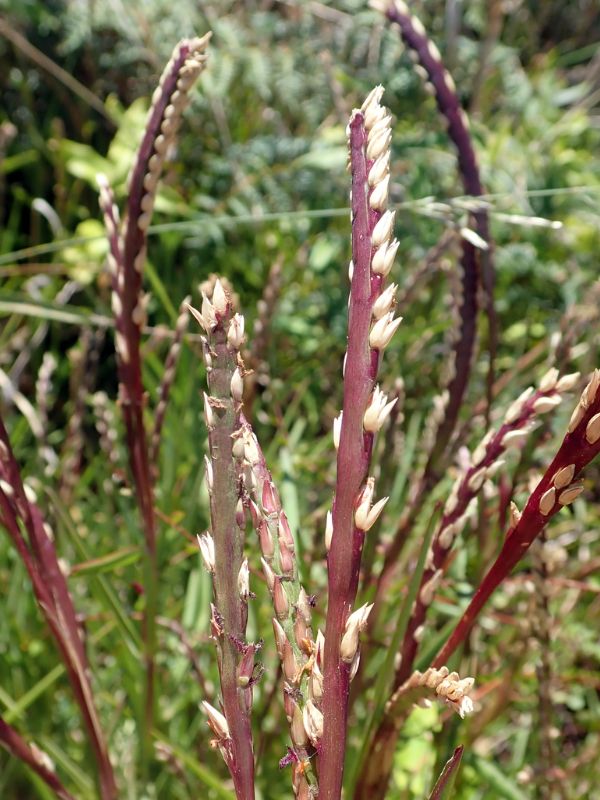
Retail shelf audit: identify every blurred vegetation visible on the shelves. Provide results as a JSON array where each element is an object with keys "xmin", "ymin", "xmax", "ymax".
[{"xmin": 0, "ymin": 1, "xmax": 599, "ymax": 798}]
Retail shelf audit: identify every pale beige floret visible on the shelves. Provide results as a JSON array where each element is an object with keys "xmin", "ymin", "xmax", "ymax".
[
  {"xmin": 333, "ymin": 411, "xmax": 343, "ymax": 449},
  {"xmin": 369, "ymin": 174, "xmax": 390, "ymax": 211},
  {"xmin": 558, "ymin": 482, "xmax": 584, "ymax": 506},
  {"xmin": 372, "ymin": 283, "xmax": 397, "ymax": 319},
  {"xmin": 556, "ymin": 372, "xmax": 580, "ymax": 392},
  {"xmin": 585, "ymin": 412, "xmax": 600, "ymax": 444},
  {"xmin": 533, "ymin": 394, "xmax": 562, "ymax": 414},
  {"xmin": 371, "ymin": 209, "xmax": 396, "ymax": 247},
  {"xmin": 340, "ymin": 603, "xmax": 374, "ymax": 663},
  {"xmin": 504, "ymin": 387, "xmax": 534, "ymax": 424},
  {"xmin": 538, "ymin": 486, "xmax": 556, "ymax": 516},
  {"xmin": 552, "ymin": 464, "xmax": 575, "ymax": 489},
  {"xmin": 227, "ymin": 313, "xmax": 245, "ymax": 348},
  {"xmin": 389, "ymin": 666, "xmax": 476, "ymax": 719},
  {"xmin": 369, "ymin": 312, "xmax": 402, "ymax": 350},
  {"xmin": 115, "ymin": 331, "xmax": 130, "ymax": 364},
  {"xmin": 420, "ymin": 569, "xmax": 443, "ymax": 606},
  {"xmin": 371, "ymin": 239, "xmax": 400, "ymax": 277},
  {"xmin": 539, "ymin": 367, "xmax": 559, "ymax": 392},
  {"xmin": 354, "ymin": 478, "xmax": 389, "ymax": 532},
  {"xmin": 363, "ymin": 385, "xmax": 398, "ymax": 432},
  {"xmin": 325, "ymin": 509, "xmax": 334, "ymax": 551},
  {"xmin": 203, "ymin": 454, "xmax": 213, "ymax": 492}
]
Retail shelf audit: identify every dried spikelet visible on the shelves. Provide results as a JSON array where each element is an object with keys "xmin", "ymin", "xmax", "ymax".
[{"xmin": 388, "ymin": 666, "xmax": 475, "ymax": 719}]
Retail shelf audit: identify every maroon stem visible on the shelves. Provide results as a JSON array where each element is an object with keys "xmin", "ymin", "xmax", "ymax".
[
  {"xmin": 0, "ymin": 420, "xmax": 117, "ymax": 799},
  {"xmin": 396, "ymin": 385, "xmax": 561, "ymax": 687},
  {"xmin": 0, "ymin": 717, "xmax": 76, "ymax": 800},
  {"xmin": 320, "ymin": 112, "xmax": 383, "ymax": 800},
  {"xmin": 434, "ymin": 381, "xmax": 600, "ymax": 667},
  {"xmin": 372, "ymin": 0, "xmax": 496, "ymax": 666},
  {"xmin": 383, "ymin": 1, "xmax": 492, "ymax": 471}
]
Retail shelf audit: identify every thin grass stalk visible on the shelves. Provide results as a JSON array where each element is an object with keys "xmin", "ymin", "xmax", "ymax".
[
  {"xmin": 433, "ymin": 369, "xmax": 600, "ymax": 667},
  {"xmin": 372, "ymin": 0, "xmax": 497, "ymax": 600},
  {"xmin": 97, "ymin": 34, "xmax": 210, "ymax": 768},
  {"xmin": 395, "ymin": 369, "xmax": 576, "ymax": 687},
  {"xmin": 149, "ymin": 295, "xmax": 191, "ymax": 467},
  {"xmin": 238, "ymin": 416, "xmax": 318, "ymax": 798},
  {"xmin": 0, "ymin": 419, "xmax": 117, "ymax": 799},
  {"xmin": 0, "ymin": 716, "xmax": 76, "ymax": 800},
  {"xmin": 320, "ymin": 87, "xmax": 401, "ymax": 800},
  {"xmin": 191, "ymin": 280, "xmax": 255, "ymax": 800},
  {"xmin": 356, "ymin": 370, "xmax": 577, "ymax": 799},
  {"xmin": 375, "ymin": 0, "xmax": 491, "ymax": 462}
]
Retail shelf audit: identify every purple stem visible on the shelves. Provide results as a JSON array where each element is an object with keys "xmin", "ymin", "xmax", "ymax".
[
  {"xmin": 0, "ymin": 419, "xmax": 117, "ymax": 799},
  {"xmin": 320, "ymin": 111, "xmax": 384, "ymax": 800},
  {"xmin": 434, "ymin": 375, "xmax": 600, "ymax": 667},
  {"xmin": 0, "ymin": 717, "xmax": 76, "ymax": 800},
  {"xmin": 396, "ymin": 384, "xmax": 562, "ymax": 686},
  {"xmin": 384, "ymin": 1, "xmax": 493, "ymax": 468}
]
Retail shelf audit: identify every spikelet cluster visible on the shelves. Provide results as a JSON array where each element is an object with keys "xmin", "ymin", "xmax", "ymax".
[
  {"xmin": 191, "ymin": 279, "xmax": 258, "ymax": 786},
  {"xmin": 133, "ymin": 35, "xmax": 211, "ymax": 237},
  {"xmin": 98, "ymin": 35, "xmax": 210, "ymax": 373},
  {"xmin": 389, "ymin": 666, "xmax": 475, "ymax": 719},
  {"xmin": 238, "ymin": 421, "xmax": 320, "ymax": 796},
  {"xmin": 328, "ymin": 87, "xmax": 402, "ymax": 683}
]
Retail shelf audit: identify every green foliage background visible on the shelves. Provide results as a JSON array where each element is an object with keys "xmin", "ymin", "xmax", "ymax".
[{"xmin": 0, "ymin": 1, "xmax": 599, "ymax": 798}]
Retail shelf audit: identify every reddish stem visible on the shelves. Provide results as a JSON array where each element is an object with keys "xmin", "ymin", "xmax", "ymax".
[
  {"xmin": 320, "ymin": 111, "xmax": 383, "ymax": 800},
  {"xmin": 434, "ymin": 378, "xmax": 600, "ymax": 666}
]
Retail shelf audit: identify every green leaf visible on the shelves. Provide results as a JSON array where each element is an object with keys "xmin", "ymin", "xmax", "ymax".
[
  {"xmin": 468, "ymin": 754, "xmax": 526, "ymax": 800},
  {"xmin": 70, "ymin": 546, "xmax": 140, "ymax": 576}
]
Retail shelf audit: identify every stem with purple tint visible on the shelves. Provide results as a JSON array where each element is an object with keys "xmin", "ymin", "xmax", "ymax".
[
  {"xmin": 354, "ymin": 373, "xmax": 577, "ymax": 800},
  {"xmin": 239, "ymin": 415, "xmax": 318, "ymax": 798},
  {"xmin": 0, "ymin": 419, "xmax": 117, "ymax": 799},
  {"xmin": 434, "ymin": 371, "xmax": 600, "ymax": 667},
  {"xmin": 396, "ymin": 375, "xmax": 571, "ymax": 687},
  {"xmin": 320, "ymin": 91, "xmax": 400, "ymax": 800},
  {"xmin": 372, "ymin": 0, "xmax": 495, "ymax": 647},
  {"xmin": 0, "ymin": 717, "xmax": 76, "ymax": 800},
  {"xmin": 97, "ymin": 34, "xmax": 210, "ymax": 771},
  {"xmin": 383, "ymin": 0, "xmax": 488, "ymax": 462}
]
